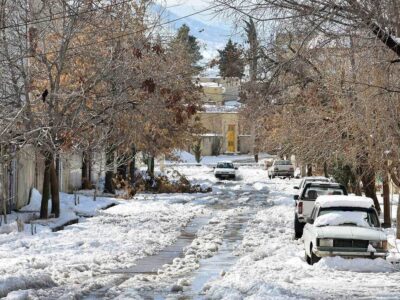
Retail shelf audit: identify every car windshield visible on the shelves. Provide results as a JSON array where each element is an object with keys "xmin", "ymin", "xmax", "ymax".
[
  {"xmin": 317, "ymin": 207, "xmax": 380, "ymax": 228},
  {"xmin": 303, "ymin": 186, "xmax": 344, "ymax": 199},
  {"xmin": 217, "ymin": 162, "xmax": 234, "ymax": 169},
  {"xmin": 275, "ymin": 160, "xmax": 292, "ymax": 165}
]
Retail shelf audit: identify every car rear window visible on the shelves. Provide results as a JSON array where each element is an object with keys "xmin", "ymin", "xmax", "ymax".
[
  {"xmin": 303, "ymin": 186, "xmax": 345, "ymax": 200},
  {"xmin": 217, "ymin": 162, "xmax": 234, "ymax": 169},
  {"xmin": 275, "ymin": 160, "xmax": 292, "ymax": 165}
]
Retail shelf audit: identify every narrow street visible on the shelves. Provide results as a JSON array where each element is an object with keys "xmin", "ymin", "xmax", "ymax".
[{"xmin": 2, "ymin": 166, "xmax": 400, "ymax": 299}]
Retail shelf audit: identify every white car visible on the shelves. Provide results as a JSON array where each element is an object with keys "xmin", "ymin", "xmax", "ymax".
[
  {"xmin": 303, "ymin": 195, "xmax": 387, "ymax": 265},
  {"xmin": 268, "ymin": 160, "xmax": 294, "ymax": 178},
  {"xmin": 294, "ymin": 181, "xmax": 347, "ymax": 239},
  {"xmin": 294, "ymin": 176, "xmax": 332, "ymax": 191},
  {"xmin": 214, "ymin": 161, "xmax": 237, "ymax": 179}
]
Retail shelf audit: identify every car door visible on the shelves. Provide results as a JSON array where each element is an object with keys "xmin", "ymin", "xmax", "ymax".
[{"xmin": 303, "ymin": 206, "xmax": 317, "ymax": 256}]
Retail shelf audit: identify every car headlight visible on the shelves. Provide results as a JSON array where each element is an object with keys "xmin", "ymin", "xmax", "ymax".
[
  {"xmin": 371, "ymin": 240, "xmax": 387, "ymax": 250},
  {"xmin": 370, "ymin": 241, "xmax": 387, "ymax": 250},
  {"xmin": 319, "ymin": 238, "xmax": 334, "ymax": 247}
]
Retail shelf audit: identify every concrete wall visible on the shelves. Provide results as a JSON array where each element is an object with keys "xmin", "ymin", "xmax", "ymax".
[
  {"xmin": 238, "ymin": 135, "xmax": 252, "ymax": 154},
  {"xmin": 60, "ymin": 152, "xmax": 82, "ymax": 193},
  {"xmin": 0, "ymin": 146, "xmax": 85, "ymax": 210},
  {"xmin": 198, "ymin": 112, "xmax": 240, "ymax": 153},
  {"xmin": 15, "ymin": 145, "xmax": 37, "ymax": 209}
]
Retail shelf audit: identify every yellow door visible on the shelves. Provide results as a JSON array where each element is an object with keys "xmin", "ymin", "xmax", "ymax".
[{"xmin": 227, "ymin": 125, "xmax": 236, "ymax": 152}]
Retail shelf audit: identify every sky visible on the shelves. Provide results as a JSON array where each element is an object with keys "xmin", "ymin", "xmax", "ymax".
[
  {"xmin": 160, "ymin": 0, "xmax": 228, "ymax": 28},
  {"xmin": 156, "ymin": 0, "xmax": 241, "ymax": 76}
]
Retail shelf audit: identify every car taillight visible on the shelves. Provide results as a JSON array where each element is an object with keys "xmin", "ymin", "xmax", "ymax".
[{"xmin": 298, "ymin": 202, "xmax": 303, "ymax": 214}]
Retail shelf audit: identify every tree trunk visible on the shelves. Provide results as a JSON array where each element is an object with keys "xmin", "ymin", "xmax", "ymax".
[
  {"xmin": 323, "ymin": 162, "xmax": 328, "ymax": 178},
  {"xmin": 397, "ymin": 195, "xmax": 400, "ymax": 239},
  {"xmin": 81, "ymin": 151, "xmax": 90, "ymax": 189},
  {"xmin": 361, "ymin": 168, "xmax": 381, "ymax": 214},
  {"xmin": 117, "ymin": 160, "xmax": 127, "ymax": 180},
  {"xmin": 352, "ymin": 177, "xmax": 362, "ymax": 196},
  {"xmin": 40, "ymin": 154, "xmax": 51, "ymax": 219},
  {"xmin": 307, "ymin": 164, "xmax": 312, "ymax": 176},
  {"xmin": 129, "ymin": 145, "xmax": 136, "ymax": 185},
  {"xmin": 50, "ymin": 160, "xmax": 60, "ymax": 218},
  {"xmin": 382, "ymin": 171, "xmax": 391, "ymax": 228},
  {"xmin": 148, "ymin": 156, "xmax": 155, "ymax": 178},
  {"xmin": 104, "ymin": 147, "xmax": 115, "ymax": 194}
]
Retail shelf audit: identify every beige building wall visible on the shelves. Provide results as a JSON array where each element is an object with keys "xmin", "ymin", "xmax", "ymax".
[{"xmin": 198, "ymin": 112, "xmax": 244, "ymax": 155}]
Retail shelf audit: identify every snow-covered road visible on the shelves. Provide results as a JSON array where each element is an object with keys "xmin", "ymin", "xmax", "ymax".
[{"xmin": 1, "ymin": 166, "xmax": 400, "ymax": 299}]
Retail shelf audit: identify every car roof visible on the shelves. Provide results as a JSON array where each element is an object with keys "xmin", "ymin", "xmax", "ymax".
[
  {"xmin": 305, "ymin": 181, "xmax": 340, "ymax": 187},
  {"xmin": 315, "ymin": 195, "xmax": 374, "ymax": 209},
  {"xmin": 217, "ymin": 161, "xmax": 233, "ymax": 164},
  {"xmin": 303, "ymin": 176, "xmax": 329, "ymax": 181}
]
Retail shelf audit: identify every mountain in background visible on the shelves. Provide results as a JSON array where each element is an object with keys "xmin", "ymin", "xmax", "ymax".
[{"xmin": 153, "ymin": 3, "xmax": 240, "ymax": 75}]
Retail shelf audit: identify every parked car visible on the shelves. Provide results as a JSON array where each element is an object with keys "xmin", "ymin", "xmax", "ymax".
[
  {"xmin": 268, "ymin": 160, "xmax": 294, "ymax": 178},
  {"xmin": 214, "ymin": 161, "xmax": 237, "ymax": 179},
  {"xmin": 303, "ymin": 195, "xmax": 388, "ymax": 265},
  {"xmin": 294, "ymin": 181, "xmax": 347, "ymax": 239},
  {"xmin": 294, "ymin": 176, "xmax": 332, "ymax": 191}
]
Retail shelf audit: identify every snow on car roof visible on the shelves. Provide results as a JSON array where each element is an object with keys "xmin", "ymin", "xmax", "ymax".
[
  {"xmin": 303, "ymin": 176, "xmax": 329, "ymax": 180},
  {"xmin": 306, "ymin": 181, "xmax": 340, "ymax": 186},
  {"xmin": 316, "ymin": 195, "xmax": 374, "ymax": 208}
]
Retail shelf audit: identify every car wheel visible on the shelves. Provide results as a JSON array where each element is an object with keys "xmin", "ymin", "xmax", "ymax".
[
  {"xmin": 305, "ymin": 251, "xmax": 311, "ymax": 264},
  {"xmin": 310, "ymin": 244, "xmax": 321, "ymax": 265},
  {"xmin": 294, "ymin": 214, "xmax": 304, "ymax": 239}
]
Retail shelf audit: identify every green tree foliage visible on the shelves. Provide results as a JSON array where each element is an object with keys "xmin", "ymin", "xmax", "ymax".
[
  {"xmin": 174, "ymin": 24, "xmax": 203, "ymax": 68},
  {"xmin": 218, "ymin": 39, "xmax": 245, "ymax": 78}
]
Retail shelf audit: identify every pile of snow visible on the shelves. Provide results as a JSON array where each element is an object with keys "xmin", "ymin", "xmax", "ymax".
[
  {"xmin": 0, "ymin": 194, "xmax": 205, "ymax": 298},
  {"xmin": 316, "ymin": 195, "xmax": 374, "ymax": 208},
  {"xmin": 203, "ymin": 104, "xmax": 239, "ymax": 113},
  {"xmin": 314, "ymin": 211, "xmax": 371, "ymax": 227},
  {"xmin": 12, "ymin": 188, "xmax": 117, "ymax": 233},
  {"xmin": 316, "ymin": 257, "xmax": 393, "ymax": 273}
]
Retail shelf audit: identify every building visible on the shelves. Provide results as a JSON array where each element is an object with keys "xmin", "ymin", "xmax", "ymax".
[{"xmin": 194, "ymin": 77, "xmax": 254, "ymax": 156}]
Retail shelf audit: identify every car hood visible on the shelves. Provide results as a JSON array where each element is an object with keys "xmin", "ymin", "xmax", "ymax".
[{"xmin": 315, "ymin": 225, "xmax": 386, "ymax": 241}]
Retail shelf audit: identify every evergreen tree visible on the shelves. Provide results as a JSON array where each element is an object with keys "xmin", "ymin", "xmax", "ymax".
[
  {"xmin": 218, "ymin": 39, "xmax": 245, "ymax": 78},
  {"xmin": 174, "ymin": 24, "xmax": 203, "ymax": 67}
]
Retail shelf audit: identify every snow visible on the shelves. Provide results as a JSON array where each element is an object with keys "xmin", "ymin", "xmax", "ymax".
[
  {"xmin": 316, "ymin": 195, "xmax": 374, "ymax": 209},
  {"xmin": 166, "ymin": 151, "xmax": 272, "ymax": 165},
  {"xmin": 314, "ymin": 211, "xmax": 371, "ymax": 227},
  {"xmin": 316, "ymin": 257, "xmax": 393, "ymax": 273},
  {"xmin": 0, "ymin": 190, "xmax": 207, "ymax": 298},
  {"xmin": 202, "ymin": 104, "xmax": 239, "ymax": 113},
  {"xmin": 1, "ymin": 166, "xmax": 400, "ymax": 298}
]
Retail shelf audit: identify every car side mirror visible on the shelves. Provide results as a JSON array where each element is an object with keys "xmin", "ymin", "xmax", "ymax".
[
  {"xmin": 294, "ymin": 195, "xmax": 299, "ymax": 200},
  {"xmin": 235, "ymin": 167, "xmax": 238, "ymax": 170},
  {"xmin": 306, "ymin": 217, "xmax": 314, "ymax": 224},
  {"xmin": 294, "ymin": 186, "xmax": 299, "ymax": 190}
]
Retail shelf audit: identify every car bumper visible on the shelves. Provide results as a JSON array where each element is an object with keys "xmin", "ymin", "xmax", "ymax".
[
  {"xmin": 315, "ymin": 247, "xmax": 388, "ymax": 258},
  {"xmin": 271, "ymin": 171, "xmax": 294, "ymax": 176},
  {"xmin": 215, "ymin": 173, "xmax": 235, "ymax": 178}
]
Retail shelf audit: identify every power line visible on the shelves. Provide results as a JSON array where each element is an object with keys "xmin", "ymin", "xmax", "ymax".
[
  {"xmin": 0, "ymin": 4, "xmax": 219, "ymax": 63},
  {"xmin": 0, "ymin": 0, "xmax": 134, "ymax": 31}
]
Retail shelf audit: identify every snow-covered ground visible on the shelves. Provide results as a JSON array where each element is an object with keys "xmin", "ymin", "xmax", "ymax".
[
  {"xmin": 0, "ymin": 191, "xmax": 208, "ymax": 298},
  {"xmin": 1, "ymin": 165, "xmax": 400, "ymax": 299},
  {"xmin": 165, "ymin": 151, "xmax": 273, "ymax": 165}
]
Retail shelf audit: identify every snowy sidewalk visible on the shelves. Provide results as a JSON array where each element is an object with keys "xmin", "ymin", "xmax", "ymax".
[{"xmin": 0, "ymin": 192, "xmax": 208, "ymax": 298}]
